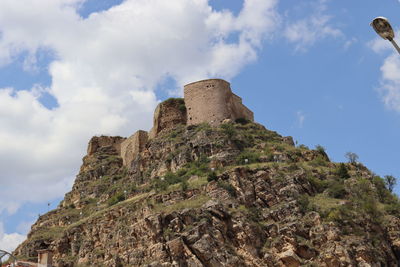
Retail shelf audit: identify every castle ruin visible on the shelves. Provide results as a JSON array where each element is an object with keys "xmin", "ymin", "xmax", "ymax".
[
  {"xmin": 87, "ymin": 79, "xmax": 253, "ymax": 168},
  {"xmin": 184, "ymin": 79, "xmax": 253, "ymax": 126}
]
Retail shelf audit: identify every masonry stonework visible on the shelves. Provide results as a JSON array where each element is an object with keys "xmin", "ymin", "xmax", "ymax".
[
  {"xmin": 120, "ymin": 130, "xmax": 148, "ymax": 167},
  {"xmin": 87, "ymin": 136, "xmax": 125, "ymax": 156},
  {"xmin": 149, "ymin": 98, "xmax": 187, "ymax": 139},
  {"xmin": 37, "ymin": 249, "xmax": 53, "ymax": 267},
  {"xmin": 184, "ymin": 79, "xmax": 253, "ymax": 126},
  {"xmin": 119, "ymin": 79, "xmax": 253, "ymax": 167}
]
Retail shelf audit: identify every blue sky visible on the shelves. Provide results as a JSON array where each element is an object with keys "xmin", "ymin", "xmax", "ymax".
[{"xmin": 1, "ymin": 0, "xmax": 400, "ymax": 252}]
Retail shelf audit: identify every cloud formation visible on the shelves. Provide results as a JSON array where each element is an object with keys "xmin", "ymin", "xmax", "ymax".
[
  {"xmin": 369, "ymin": 33, "xmax": 400, "ymax": 113},
  {"xmin": 378, "ymin": 54, "xmax": 400, "ymax": 112},
  {"xmin": 0, "ymin": 222, "xmax": 25, "ymax": 253},
  {"xmin": 283, "ymin": 0, "xmax": 342, "ymax": 51},
  {"xmin": 0, "ymin": 0, "xmax": 279, "ymax": 248},
  {"xmin": 296, "ymin": 110, "xmax": 305, "ymax": 128}
]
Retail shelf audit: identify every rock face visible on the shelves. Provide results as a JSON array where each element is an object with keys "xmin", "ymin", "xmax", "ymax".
[
  {"xmin": 149, "ymin": 98, "xmax": 187, "ymax": 139},
  {"xmin": 14, "ymin": 119, "xmax": 400, "ymax": 266}
]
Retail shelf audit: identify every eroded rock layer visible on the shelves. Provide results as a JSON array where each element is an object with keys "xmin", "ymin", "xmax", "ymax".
[{"xmin": 14, "ymin": 121, "xmax": 400, "ymax": 267}]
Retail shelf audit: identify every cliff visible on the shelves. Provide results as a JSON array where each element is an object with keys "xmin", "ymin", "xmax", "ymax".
[
  {"xmin": 13, "ymin": 118, "xmax": 400, "ymax": 266},
  {"xmin": 12, "ymin": 80, "xmax": 400, "ymax": 266}
]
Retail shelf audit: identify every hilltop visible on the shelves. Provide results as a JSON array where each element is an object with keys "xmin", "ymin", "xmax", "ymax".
[{"xmin": 12, "ymin": 79, "xmax": 400, "ymax": 267}]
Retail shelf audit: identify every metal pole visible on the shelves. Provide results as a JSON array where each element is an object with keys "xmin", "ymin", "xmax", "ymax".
[{"xmin": 390, "ymin": 39, "xmax": 400, "ymax": 55}]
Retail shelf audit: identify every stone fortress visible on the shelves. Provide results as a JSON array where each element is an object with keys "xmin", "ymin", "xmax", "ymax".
[
  {"xmin": 88, "ymin": 78, "xmax": 254, "ymax": 167},
  {"xmin": 184, "ymin": 79, "xmax": 253, "ymax": 126}
]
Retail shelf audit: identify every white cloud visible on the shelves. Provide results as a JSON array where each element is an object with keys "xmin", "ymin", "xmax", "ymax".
[
  {"xmin": 283, "ymin": 0, "xmax": 342, "ymax": 51},
  {"xmin": 377, "ymin": 54, "xmax": 400, "ymax": 112},
  {"xmin": 0, "ymin": 222, "xmax": 25, "ymax": 253},
  {"xmin": 368, "ymin": 36, "xmax": 393, "ymax": 54},
  {"xmin": 370, "ymin": 32, "xmax": 400, "ymax": 113},
  {"xmin": 0, "ymin": 0, "xmax": 279, "ymax": 236},
  {"xmin": 343, "ymin": 37, "xmax": 357, "ymax": 50},
  {"xmin": 296, "ymin": 110, "xmax": 305, "ymax": 128}
]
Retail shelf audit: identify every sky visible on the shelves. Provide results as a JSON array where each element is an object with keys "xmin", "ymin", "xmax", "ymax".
[{"xmin": 1, "ymin": 0, "xmax": 400, "ymax": 253}]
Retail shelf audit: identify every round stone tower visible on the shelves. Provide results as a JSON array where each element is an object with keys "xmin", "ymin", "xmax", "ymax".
[{"xmin": 184, "ymin": 79, "xmax": 253, "ymax": 126}]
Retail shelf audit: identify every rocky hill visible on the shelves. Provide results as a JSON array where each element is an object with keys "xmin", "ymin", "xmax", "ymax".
[{"xmin": 13, "ymin": 97, "xmax": 400, "ymax": 266}]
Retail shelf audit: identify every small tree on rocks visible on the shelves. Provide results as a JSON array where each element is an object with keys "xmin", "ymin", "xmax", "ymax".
[
  {"xmin": 384, "ymin": 175, "xmax": 397, "ymax": 193},
  {"xmin": 345, "ymin": 152, "xmax": 359, "ymax": 164}
]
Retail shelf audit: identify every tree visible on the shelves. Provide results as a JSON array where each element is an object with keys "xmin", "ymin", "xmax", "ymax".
[
  {"xmin": 345, "ymin": 152, "xmax": 359, "ymax": 164},
  {"xmin": 384, "ymin": 175, "xmax": 397, "ymax": 193},
  {"xmin": 315, "ymin": 144, "xmax": 329, "ymax": 160},
  {"xmin": 315, "ymin": 145, "xmax": 326, "ymax": 154},
  {"xmin": 337, "ymin": 163, "xmax": 350, "ymax": 179}
]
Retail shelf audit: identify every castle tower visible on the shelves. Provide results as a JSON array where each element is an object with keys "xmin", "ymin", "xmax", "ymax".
[{"xmin": 184, "ymin": 79, "xmax": 254, "ymax": 126}]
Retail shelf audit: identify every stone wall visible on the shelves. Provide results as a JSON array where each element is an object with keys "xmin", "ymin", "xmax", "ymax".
[
  {"xmin": 184, "ymin": 79, "xmax": 253, "ymax": 126},
  {"xmin": 149, "ymin": 98, "xmax": 187, "ymax": 139},
  {"xmin": 87, "ymin": 136, "xmax": 125, "ymax": 156},
  {"xmin": 120, "ymin": 130, "xmax": 148, "ymax": 167},
  {"xmin": 118, "ymin": 79, "xmax": 253, "ymax": 166},
  {"xmin": 37, "ymin": 249, "xmax": 53, "ymax": 267},
  {"xmin": 229, "ymin": 93, "xmax": 254, "ymax": 122}
]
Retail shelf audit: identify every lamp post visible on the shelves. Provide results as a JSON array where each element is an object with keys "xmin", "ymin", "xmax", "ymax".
[{"xmin": 371, "ymin": 17, "xmax": 400, "ymax": 54}]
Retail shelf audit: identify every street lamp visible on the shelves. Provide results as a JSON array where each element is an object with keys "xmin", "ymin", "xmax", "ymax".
[{"xmin": 371, "ymin": 17, "xmax": 400, "ymax": 54}]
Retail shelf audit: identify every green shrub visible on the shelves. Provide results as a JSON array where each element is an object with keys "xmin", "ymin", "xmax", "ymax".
[
  {"xmin": 217, "ymin": 181, "xmax": 237, "ymax": 197},
  {"xmin": 307, "ymin": 175, "xmax": 328, "ymax": 193},
  {"xmin": 207, "ymin": 171, "xmax": 218, "ymax": 182},
  {"xmin": 385, "ymin": 201, "xmax": 400, "ymax": 217},
  {"xmin": 151, "ymin": 171, "xmax": 190, "ymax": 192},
  {"xmin": 236, "ymin": 150, "xmax": 260, "ymax": 164},
  {"xmin": 274, "ymin": 144, "xmax": 285, "ymax": 152},
  {"xmin": 164, "ymin": 172, "xmax": 181, "ymax": 184},
  {"xmin": 248, "ymin": 206, "xmax": 262, "ymax": 222},
  {"xmin": 350, "ymin": 178, "xmax": 383, "ymax": 223},
  {"xmin": 108, "ymin": 192, "xmax": 125, "ymax": 206},
  {"xmin": 327, "ymin": 204, "xmax": 353, "ymax": 224},
  {"xmin": 309, "ymin": 155, "xmax": 328, "ymax": 167},
  {"xmin": 164, "ymin": 97, "xmax": 185, "ymax": 106},
  {"xmin": 180, "ymin": 180, "xmax": 189, "ymax": 191},
  {"xmin": 185, "ymin": 156, "xmax": 210, "ymax": 176},
  {"xmin": 235, "ymin": 118, "xmax": 250, "ymax": 125},
  {"xmin": 298, "ymin": 195, "xmax": 311, "ymax": 213},
  {"xmin": 287, "ymin": 163, "xmax": 299, "ymax": 172},
  {"xmin": 315, "ymin": 145, "xmax": 325, "ymax": 154},
  {"xmin": 372, "ymin": 176, "xmax": 393, "ymax": 203},
  {"xmin": 361, "ymin": 196, "xmax": 382, "ymax": 222},
  {"xmin": 298, "ymin": 144, "xmax": 309, "ymax": 150},
  {"xmin": 151, "ymin": 177, "xmax": 169, "ymax": 192},
  {"xmin": 326, "ymin": 180, "xmax": 346, "ymax": 198},
  {"xmin": 336, "ymin": 163, "xmax": 350, "ymax": 179},
  {"xmin": 221, "ymin": 123, "xmax": 236, "ymax": 139},
  {"xmin": 178, "ymin": 103, "xmax": 186, "ymax": 113}
]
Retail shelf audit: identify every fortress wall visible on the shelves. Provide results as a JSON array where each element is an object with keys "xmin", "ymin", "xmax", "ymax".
[
  {"xmin": 230, "ymin": 93, "xmax": 254, "ymax": 121},
  {"xmin": 87, "ymin": 136, "xmax": 125, "ymax": 156},
  {"xmin": 149, "ymin": 98, "xmax": 187, "ymax": 139},
  {"xmin": 120, "ymin": 130, "xmax": 148, "ymax": 167},
  {"xmin": 184, "ymin": 79, "xmax": 232, "ymax": 126}
]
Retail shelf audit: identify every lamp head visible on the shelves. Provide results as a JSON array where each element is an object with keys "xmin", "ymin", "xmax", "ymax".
[{"xmin": 371, "ymin": 17, "xmax": 395, "ymax": 41}]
